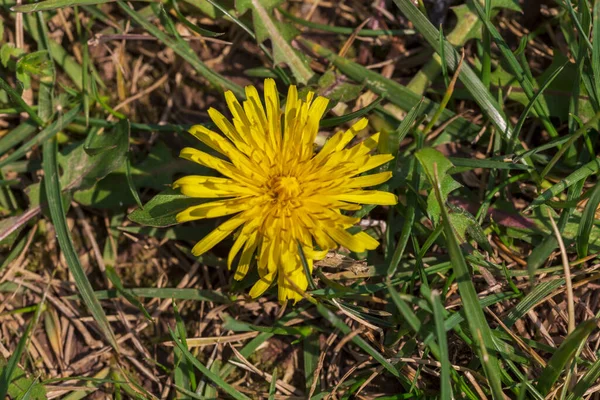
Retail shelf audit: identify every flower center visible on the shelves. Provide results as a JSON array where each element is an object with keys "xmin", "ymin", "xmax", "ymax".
[{"xmin": 269, "ymin": 175, "xmax": 302, "ymax": 203}]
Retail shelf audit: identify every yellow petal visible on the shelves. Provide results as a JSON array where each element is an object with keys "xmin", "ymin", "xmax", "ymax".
[
  {"xmin": 325, "ymin": 227, "xmax": 379, "ymax": 253},
  {"xmin": 207, "ymin": 107, "xmax": 243, "ymax": 143},
  {"xmin": 173, "ymin": 175, "xmax": 257, "ymax": 198},
  {"xmin": 249, "ymin": 268, "xmax": 277, "ymax": 298},
  {"xmin": 334, "ymin": 190, "xmax": 398, "ymax": 205},
  {"xmin": 191, "ymin": 215, "xmax": 246, "ymax": 256},
  {"xmin": 234, "ymin": 230, "xmax": 258, "ymax": 281},
  {"xmin": 264, "ymin": 78, "xmax": 281, "ymax": 149},
  {"xmin": 188, "ymin": 125, "xmax": 267, "ymax": 178},
  {"xmin": 179, "ymin": 147, "xmax": 259, "ymax": 187},
  {"xmin": 176, "ymin": 199, "xmax": 250, "ymax": 223},
  {"xmin": 347, "ymin": 171, "xmax": 393, "ymax": 188},
  {"xmin": 356, "ymin": 154, "xmax": 394, "ymax": 174}
]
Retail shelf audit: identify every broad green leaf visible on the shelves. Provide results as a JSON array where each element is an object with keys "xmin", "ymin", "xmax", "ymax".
[{"xmin": 128, "ymin": 188, "xmax": 204, "ymax": 227}]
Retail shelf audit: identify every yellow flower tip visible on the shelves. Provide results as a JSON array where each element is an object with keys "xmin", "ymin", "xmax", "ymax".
[
  {"xmin": 174, "ymin": 78, "xmax": 399, "ymax": 303},
  {"xmin": 188, "ymin": 124, "xmax": 204, "ymax": 135}
]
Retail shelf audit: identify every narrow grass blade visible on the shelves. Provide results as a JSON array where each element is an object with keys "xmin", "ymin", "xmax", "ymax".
[
  {"xmin": 387, "ymin": 156, "xmax": 419, "ymax": 277},
  {"xmin": 279, "ymin": 8, "xmax": 412, "ymax": 36},
  {"xmin": 250, "ymin": 0, "xmax": 313, "ymax": 84},
  {"xmin": 315, "ymin": 302, "xmax": 400, "ymax": 377},
  {"xmin": 0, "ymin": 289, "xmax": 46, "ymax": 400},
  {"xmin": 513, "ymin": 61, "xmax": 567, "ymax": 140},
  {"xmin": 172, "ymin": 302, "xmax": 196, "ymax": 394},
  {"xmin": 0, "ymin": 105, "xmax": 81, "ymax": 169},
  {"xmin": 105, "ymin": 266, "xmax": 152, "ymax": 321},
  {"xmin": 268, "ymin": 368, "xmax": 277, "ymax": 400},
  {"xmin": 527, "ymin": 158, "xmax": 600, "ymax": 211},
  {"xmin": 12, "ymin": 0, "xmax": 146, "ymax": 12},
  {"xmin": 449, "ymin": 158, "xmax": 532, "ymax": 171},
  {"xmin": 593, "ymin": 0, "xmax": 600, "ymax": 101},
  {"xmin": 392, "ymin": 0, "xmax": 513, "ymax": 142},
  {"xmin": 0, "ymin": 120, "xmax": 38, "ymax": 159},
  {"xmin": 468, "ymin": 0, "xmax": 558, "ymax": 140},
  {"xmin": 169, "ymin": 328, "xmax": 251, "ymax": 400},
  {"xmin": 302, "ymin": 39, "xmax": 481, "ymax": 140},
  {"xmin": 0, "ymin": 77, "xmax": 44, "ymax": 126},
  {"xmin": 418, "ymin": 152, "xmax": 505, "ymax": 398},
  {"xmin": 42, "ymin": 138, "xmax": 118, "ymax": 350},
  {"xmin": 567, "ymin": 356, "xmax": 600, "ymax": 400},
  {"xmin": 503, "ymin": 279, "xmax": 565, "ymax": 328},
  {"xmin": 539, "ymin": 112, "xmax": 600, "ymax": 180},
  {"xmin": 79, "ymin": 288, "xmax": 231, "ymax": 303},
  {"xmin": 576, "ymin": 181, "xmax": 600, "ymax": 257},
  {"xmin": 536, "ymin": 319, "xmax": 598, "ymax": 394},
  {"xmin": 117, "ymin": 0, "xmax": 244, "ymax": 98},
  {"xmin": 0, "ymin": 321, "xmax": 33, "ymax": 399},
  {"xmin": 424, "ymin": 286, "xmax": 452, "ymax": 399},
  {"xmin": 320, "ymin": 96, "xmax": 384, "ymax": 128},
  {"xmin": 303, "ymin": 334, "xmax": 320, "ymax": 395}
]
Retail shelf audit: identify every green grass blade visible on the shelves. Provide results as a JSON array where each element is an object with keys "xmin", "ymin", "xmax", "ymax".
[
  {"xmin": 117, "ymin": 0, "xmax": 244, "ymax": 98},
  {"xmin": 417, "ymin": 150, "xmax": 505, "ymax": 398},
  {"xmin": 250, "ymin": 0, "xmax": 313, "ymax": 84},
  {"xmin": 0, "ymin": 105, "xmax": 81, "ymax": 169},
  {"xmin": 0, "ymin": 320, "xmax": 34, "ymax": 399},
  {"xmin": 468, "ymin": 0, "xmax": 558, "ymax": 140},
  {"xmin": 576, "ymin": 181, "xmax": 600, "ymax": 257},
  {"xmin": 320, "ymin": 96, "xmax": 384, "ymax": 128},
  {"xmin": 0, "ymin": 288, "xmax": 46, "ymax": 400},
  {"xmin": 0, "ymin": 119, "xmax": 38, "ymax": 160},
  {"xmin": 169, "ymin": 328, "xmax": 251, "ymax": 400},
  {"xmin": 42, "ymin": 137, "xmax": 118, "ymax": 350},
  {"xmin": 392, "ymin": 0, "xmax": 513, "ymax": 142},
  {"xmin": 527, "ymin": 158, "xmax": 600, "ymax": 211},
  {"xmin": 303, "ymin": 39, "xmax": 481, "ymax": 141},
  {"xmin": 502, "ymin": 279, "xmax": 565, "ymax": 328},
  {"xmin": 0, "ymin": 76, "xmax": 44, "ymax": 126},
  {"xmin": 105, "ymin": 266, "xmax": 152, "ymax": 321},
  {"xmin": 513, "ymin": 61, "xmax": 567, "ymax": 140},
  {"xmin": 566, "ymin": 356, "xmax": 600, "ymax": 400},
  {"xmin": 303, "ymin": 333, "xmax": 320, "ymax": 395},
  {"xmin": 536, "ymin": 319, "xmax": 598, "ymax": 394},
  {"xmin": 12, "ymin": 0, "xmax": 147, "ymax": 12},
  {"xmin": 540, "ymin": 111, "xmax": 600, "ymax": 180},
  {"xmin": 593, "ymin": 0, "xmax": 600, "ymax": 101},
  {"xmin": 448, "ymin": 157, "xmax": 532, "ymax": 171},
  {"xmin": 421, "ymin": 286, "xmax": 452, "ymax": 399},
  {"xmin": 268, "ymin": 368, "xmax": 277, "ymax": 400},
  {"xmin": 315, "ymin": 302, "xmax": 400, "ymax": 377},
  {"xmin": 78, "ymin": 287, "xmax": 231, "ymax": 303}
]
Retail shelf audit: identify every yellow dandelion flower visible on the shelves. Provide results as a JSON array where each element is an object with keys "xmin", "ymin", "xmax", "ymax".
[{"xmin": 173, "ymin": 79, "xmax": 397, "ymax": 303}]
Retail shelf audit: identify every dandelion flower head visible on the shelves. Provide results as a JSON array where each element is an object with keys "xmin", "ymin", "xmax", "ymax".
[{"xmin": 173, "ymin": 79, "xmax": 397, "ymax": 303}]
